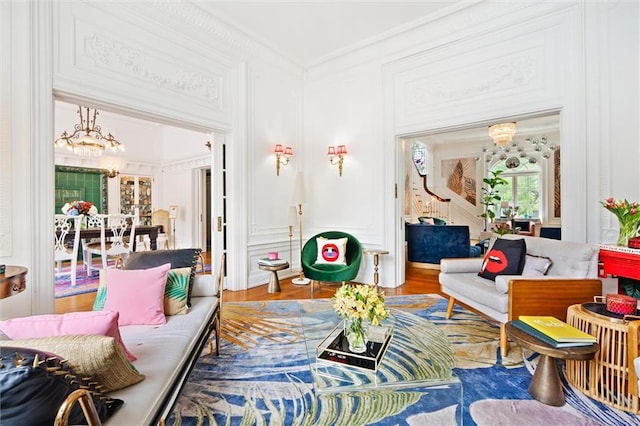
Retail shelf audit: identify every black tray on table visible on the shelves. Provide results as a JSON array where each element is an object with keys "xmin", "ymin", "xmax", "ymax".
[
  {"xmin": 582, "ymin": 302, "xmax": 640, "ymax": 321},
  {"xmin": 316, "ymin": 325, "xmax": 392, "ymax": 372}
]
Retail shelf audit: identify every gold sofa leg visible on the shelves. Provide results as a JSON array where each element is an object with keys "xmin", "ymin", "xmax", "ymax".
[
  {"xmin": 500, "ymin": 323, "xmax": 509, "ymax": 357},
  {"xmin": 446, "ymin": 297, "xmax": 456, "ymax": 319}
]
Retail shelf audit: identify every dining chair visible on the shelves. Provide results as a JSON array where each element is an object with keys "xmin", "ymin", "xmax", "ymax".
[
  {"xmin": 143, "ymin": 209, "xmax": 170, "ymax": 250},
  {"xmin": 84, "ymin": 214, "xmax": 137, "ymax": 275},
  {"xmin": 54, "ymin": 214, "xmax": 84, "ymax": 287}
]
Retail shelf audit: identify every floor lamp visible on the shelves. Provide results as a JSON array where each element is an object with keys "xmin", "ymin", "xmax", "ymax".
[
  {"xmin": 291, "ymin": 172, "xmax": 310, "ymax": 285},
  {"xmin": 288, "ymin": 205, "xmax": 297, "ymax": 272}
]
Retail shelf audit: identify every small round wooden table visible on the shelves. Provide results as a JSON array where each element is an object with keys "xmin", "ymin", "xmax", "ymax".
[
  {"xmin": 505, "ymin": 321, "xmax": 599, "ymax": 406},
  {"xmin": 259, "ymin": 262, "xmax": 289, "ymax": 293},
  {"xmin": 0, "ymin": 266, "xmax": 28, "ymax": 299}
]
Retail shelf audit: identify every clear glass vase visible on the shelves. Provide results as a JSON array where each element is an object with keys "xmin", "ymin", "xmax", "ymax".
[
  {"xmin": 617, "ymin": 218, "xmax": 640, "ymax": 246},
  {"xmin": 344, "ymin": 318, "xmax": 368, "ymax": 353}
]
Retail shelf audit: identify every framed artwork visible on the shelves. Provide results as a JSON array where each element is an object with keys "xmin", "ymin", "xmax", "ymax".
[{"xmin": 442, "ymin": 158, "xmax": 477, "ymax": 206}]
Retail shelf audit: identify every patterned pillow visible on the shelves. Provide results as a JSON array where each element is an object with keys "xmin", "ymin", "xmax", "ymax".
[
  {"xmin": 314, "ymin": 237, "xmax": 348, "ymax": 265},
  {"xmin": 478, "ymin": 237, "xmax": 527, "ymax": 281},
  {"xmin": 0, "ymin": 347, "xmax": 123, "ymax": 425},
  {"xmin": 93, "ymin": 267, "xmax": 191, "ymax": 316},
  {"xmin": 163, "ymin": 267, "xmax": 191, "ymax": 315},
  {"xmin": 1, "ymin": 335, "xmax": 144, "ymax": 392}
]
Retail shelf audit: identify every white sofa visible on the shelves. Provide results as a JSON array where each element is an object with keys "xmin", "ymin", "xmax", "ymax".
[
  {"xmin": 440, "ymin": 234, "xmax": 602, "ymax": 356},
  {"xmin": 107, "ymin": 290, "xmax": 219, "ymax": 424},
  {"xmin": 0, "ymin": 273, "xmax": 221, "ymax": 426}
]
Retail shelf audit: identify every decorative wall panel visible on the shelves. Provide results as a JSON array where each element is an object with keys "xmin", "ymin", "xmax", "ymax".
[
  {"xmin": 53, "ymin": 2, "xmax": 232, "ymax": 129},
  {"xmin": 392, "ymin": 15, "xmax": 566, "ymax": 133}
]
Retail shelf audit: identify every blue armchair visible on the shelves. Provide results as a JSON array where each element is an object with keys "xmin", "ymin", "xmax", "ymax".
[{"xmin": 406, "ymin": 223, "xmax": 481, "ymax": 264}]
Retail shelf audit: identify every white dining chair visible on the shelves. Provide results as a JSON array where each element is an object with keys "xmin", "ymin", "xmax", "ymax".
[
  {"xmin": 84, "ymin": 214, "xmax": 137, "ymax": 275},
  {"xmin": 54, "ymin": 214, "xmax": 84, "ymax": 287}
]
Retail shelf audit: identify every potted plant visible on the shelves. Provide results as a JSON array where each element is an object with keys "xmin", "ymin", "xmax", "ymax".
[{"xmin": 479, "ymin": 170, "xmax": 508, "ymax": 232}]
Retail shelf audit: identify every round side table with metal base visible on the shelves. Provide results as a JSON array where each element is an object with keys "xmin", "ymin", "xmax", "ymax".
[
  {"xmin": 259, "ymin": 262, "xmax": 289, "ymax": 293},
  {"xmin": 505, "ymin": 321, "xmax": 599, "ymax": 406},
  {"xmin": 363, "ymin": 249, "xmax": 389, "ymax": 286}
]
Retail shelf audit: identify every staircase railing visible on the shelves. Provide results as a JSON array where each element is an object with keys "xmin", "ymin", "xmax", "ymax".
[{"xmin": 412, "ymin": 175, "xmax": 451, "ymax": 223}]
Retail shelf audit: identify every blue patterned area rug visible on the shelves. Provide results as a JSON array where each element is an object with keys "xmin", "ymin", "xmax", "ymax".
[{"xmin": 169, "ymin": 295, "xmax": 640, "ymax": 425}]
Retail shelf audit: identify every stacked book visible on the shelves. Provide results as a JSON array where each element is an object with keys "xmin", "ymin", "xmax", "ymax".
[
  {"xmin": 511, "ymin": 316, "xmax": 597, "ymax": 348},
  {"xmin": 258, "ymin": 258, "xmax": 288, "ymax": 267}
]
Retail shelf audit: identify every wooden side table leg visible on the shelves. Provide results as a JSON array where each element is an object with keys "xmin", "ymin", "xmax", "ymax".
[{"xmin": 529, "ymin": 354, "xmax": 565, "ymax": 406}]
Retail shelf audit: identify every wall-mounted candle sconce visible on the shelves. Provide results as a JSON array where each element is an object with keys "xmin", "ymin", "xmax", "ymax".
[
  {"xmin": 205, "ymin": 140, "xmax": 212, "ymax": 150},
  {"xmin": 275, "ymin": 144, "xmax": 293, "ymax": 176},
  {"xmin": 327, "ymin": 145, "xmax": 347, "ymax": 176}
]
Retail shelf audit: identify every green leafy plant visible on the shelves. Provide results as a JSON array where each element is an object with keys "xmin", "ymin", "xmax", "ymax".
[{"xmin": 479, "ymin": 170, "xmax": 508, "ymax": 231}]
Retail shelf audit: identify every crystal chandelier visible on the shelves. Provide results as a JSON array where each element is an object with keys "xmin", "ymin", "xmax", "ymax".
[
  {"xmin": 488, "ymin": 122, "xmax": 517, "ymax": 148},
  {"xmin": 54, "ymin": 106, "xmax": 124, "ymax": 157}
]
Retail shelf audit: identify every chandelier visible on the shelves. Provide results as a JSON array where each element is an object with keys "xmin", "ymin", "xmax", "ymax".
[
  {"xmin": 54, "ymin": 106, "xmax": 124, "ymax": 157},
  {"xmin": 481, "ymin": 135, "xmax": 557, "ymax": 168},
  {"xmin": 488, "ymin": 122, "xmax": 517, "ymax": 148}
]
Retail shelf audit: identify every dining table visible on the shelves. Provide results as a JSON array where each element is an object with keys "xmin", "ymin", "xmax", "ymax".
[{"xmin": 63, "ymin": 225, "xmax": 164, "ymax": 251}]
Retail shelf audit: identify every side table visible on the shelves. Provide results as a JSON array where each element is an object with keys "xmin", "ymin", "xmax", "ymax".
[
  {"xmin": 0, "ymin": 266, "xmax": 27, "ymax": 299},
  {"xmin": 259, "ymin": 262, "xmax": 289, "ymax": 293},
  {"xmin": 363, "ymin": 249, "xmax": 389, "ymax": 286},
  {"xmin": 566, "ymin": 303, "xmax": 640, "ymax": 414},
  {"xmin": 505, "ymin": 321, "xmax": 599, "ymax": 406}
]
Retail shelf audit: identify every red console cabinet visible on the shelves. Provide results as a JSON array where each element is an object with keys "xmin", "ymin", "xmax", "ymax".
[{"xmin": 598, "ymin": 247, "xmax": 640, "ymax": 281}]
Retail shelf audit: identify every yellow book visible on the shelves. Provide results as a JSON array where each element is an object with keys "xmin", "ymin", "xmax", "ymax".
[{"xmin": 519, "ymin": 316, "xmax": 596, "ymax": 342}]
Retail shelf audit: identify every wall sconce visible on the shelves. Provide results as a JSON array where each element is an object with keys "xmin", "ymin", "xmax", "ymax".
[
  {"xmin": 327, "ymin": 144, "xmax": 347, "ymax": 176},
  {"xmin": 104, "ymin": 168, "xmax": 120, "ymax": 179},
  {"xmin": 274, "ymin": 144, "xmax": 293, "ymax": 176},
  {"xmin": 205, "ymin": 140, "xmax": 212, "ymax": 150}
]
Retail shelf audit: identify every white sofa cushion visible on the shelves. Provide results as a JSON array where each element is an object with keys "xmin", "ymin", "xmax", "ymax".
[{"xmin": 439, "ymin": 272, "xmax": 508, "ymax": 315}]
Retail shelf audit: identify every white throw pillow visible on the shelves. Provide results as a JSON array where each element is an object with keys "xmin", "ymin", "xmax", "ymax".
[
  {"xmin": 315, "ymin": 237, "xmax": 348, "ymax": 265},
  {"xmin": 522, "ymin": 254, "xmax": 553, "ymax": 276}
]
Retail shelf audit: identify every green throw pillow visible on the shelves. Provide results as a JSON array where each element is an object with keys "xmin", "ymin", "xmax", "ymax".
[{"xmin": 93, "ymin": 267, "xmax": 191, "ymax": 315}]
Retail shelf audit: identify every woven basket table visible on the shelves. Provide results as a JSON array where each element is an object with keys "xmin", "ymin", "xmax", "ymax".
[{"xmin": 565, "ymin": 303, "xmax": 640, "ymax": 414}]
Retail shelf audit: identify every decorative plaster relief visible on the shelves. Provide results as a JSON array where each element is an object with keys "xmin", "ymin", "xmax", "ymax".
[
  {"xmin": 84, "ymin": 34, "xmax": 222, "ymax": 105},
  {"xmin": 407, "ymin": 51, "xmax": 539, "ymax": 110}
]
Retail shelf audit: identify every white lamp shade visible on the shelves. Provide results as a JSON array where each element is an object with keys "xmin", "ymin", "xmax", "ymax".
[
  {"xmin": 292, "ymin": 171, "xmax": 306, "ymax": 205},
  {"xmin": 287, "ymin": 205, "xmax": 298, "ymax": 227}
]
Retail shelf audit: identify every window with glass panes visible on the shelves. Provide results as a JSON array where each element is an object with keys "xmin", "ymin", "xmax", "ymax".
[{"xmin": 490, "ymin": 161, "xmax": 541, "ymax": 219}]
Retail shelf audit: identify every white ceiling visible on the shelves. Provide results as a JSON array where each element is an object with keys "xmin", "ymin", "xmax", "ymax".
[{"xmin": 195, "ymin": 1, "xmax": 458, "ymax": 66}]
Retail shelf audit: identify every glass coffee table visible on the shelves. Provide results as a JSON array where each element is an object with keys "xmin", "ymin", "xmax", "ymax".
[{"xmin": 297, "ymin": 301, "xmax": 462, "ymax": 406}]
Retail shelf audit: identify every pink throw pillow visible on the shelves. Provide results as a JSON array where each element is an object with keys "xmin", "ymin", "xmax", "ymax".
[
  {"xmin": 103, "ymin": 263, "xmax": 171, "ymax": 326},
  {"xmin": 0, "ymin": 310, "xmax": 136, "ymax": 361}
]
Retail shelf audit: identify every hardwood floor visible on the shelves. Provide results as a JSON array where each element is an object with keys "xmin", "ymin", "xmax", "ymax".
[{"xmin": 55, "ymin": 252, "xmax": 444, "ymax": 313}]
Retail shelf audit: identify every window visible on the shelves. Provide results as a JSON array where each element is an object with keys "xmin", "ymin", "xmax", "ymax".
[{"xmin": 490, "ymin": 160, "xmax": 541, "ymax": 219}]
